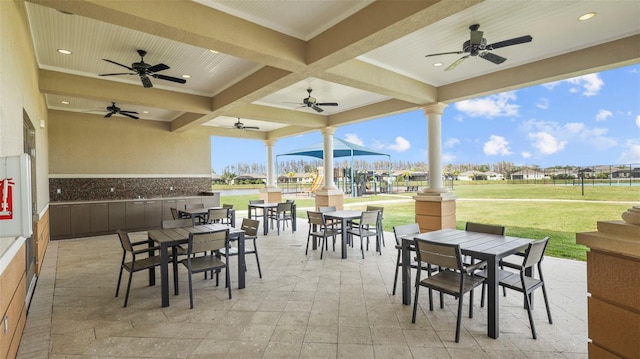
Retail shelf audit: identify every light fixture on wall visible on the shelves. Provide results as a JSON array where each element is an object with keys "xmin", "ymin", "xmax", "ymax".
[{"xmin": 39, "ymin": 120, "xmax": 45, "ymax": 129}]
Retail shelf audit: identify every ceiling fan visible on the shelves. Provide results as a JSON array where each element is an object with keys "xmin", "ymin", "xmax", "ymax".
[
  {"xmin": 293, "ymin": 88, "xmax": 338, "ymax": 113},
  {"xmin": 99, "ymin": 49, "xmax": 187, "ymax": 88},
  {"xmin": 425, "ymin": 24, "xmax": 532, "ymax": 71},
  {"xmin": 103, "ymin": 102, "xmax": 139, "ymax": 119},
  {"xmin": 230, "ymin": 118, "xmax": 259, "ymax": 130}
]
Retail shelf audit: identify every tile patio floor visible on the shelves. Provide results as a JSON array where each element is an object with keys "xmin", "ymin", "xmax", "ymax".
[{"xmin": 17, "ymin": 215, "xmax": 588, "ymax": 358}]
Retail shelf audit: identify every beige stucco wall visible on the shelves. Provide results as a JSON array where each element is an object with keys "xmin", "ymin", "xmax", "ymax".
[
  {"xmin": 0, "ymin": 0, "xmax": 50, "ymax": 219},
  {"xmin": 48, "ymin": 110, "xmax": 212, "ymax": 175}
]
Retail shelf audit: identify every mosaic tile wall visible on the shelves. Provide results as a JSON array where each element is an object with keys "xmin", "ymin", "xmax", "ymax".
[{"xmin": 49, "ymin": 177, "xmax": 212, "ymax": 202}]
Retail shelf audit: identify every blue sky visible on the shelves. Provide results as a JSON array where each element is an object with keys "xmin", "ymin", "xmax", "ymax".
[{"xmin": 211, "ymin": 64, "xmax": 640, "ymax": 173}]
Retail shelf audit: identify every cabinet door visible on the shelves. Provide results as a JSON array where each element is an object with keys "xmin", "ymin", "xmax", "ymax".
[
  {"xmin": 108, "ymin": 202, "xmax": 126, "ymax": 231},
  {"xmin": 50, "ymin": 205, "xmax": 71, "ymax": 239},
  {"xmin": 125, "ymin": 201, "xmax": 146, "ymax": 229},
  {"xmin": 144, "ymin": 201, "xmax": 162, "ymax": 228},
  {"xmin": 162, "ymin": 199, "xmax": 177, "ymax": 220},
  {"xmin": 70, "ymin": 204, "xmax": 91, "ymax": 235},
  {"xmin": 90, "ymin": 203, "xmax": 109, "ymax": 233}
]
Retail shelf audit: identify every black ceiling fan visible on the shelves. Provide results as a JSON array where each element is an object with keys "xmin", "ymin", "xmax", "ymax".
[
  {"xmin": 425, "ymin": 24, "xmax": 532, "ymax": 71},
  {"xmin": 99, "ymin": 49, "xmax": 186, "ymax": 88},
  {"xmin": 103, "ymin": 102, "xmax": 139, "ymax": 119},
  {"xmin": 231, "ymin": 118, "xmax": 259, "ymax": 130},
  {"xmin": 295, "ymin": 88, "xmax": 338, "ymax": 113}
]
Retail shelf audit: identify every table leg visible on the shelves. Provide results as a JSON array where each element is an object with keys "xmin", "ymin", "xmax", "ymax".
[
  {"xmin": 341, "ymin": 218, "xmax": 348, "ymax": 259},
  {"xmin": 160, "ymin": 243, "xmax": 171, "ymax": 307},
  {"xmin": 262, "ymin": 210, "xmax": 269, "ymax": 235},
  {"xmin": 148, "ymin": 239, "xmax": 156, "ymax": 286},
  {"xmin": 292, "ymin": 206, "xmax": 297, "ymax": 232},
  {"xmin": 487, "ymin": 257, "xmax": 499, "ymax": 338},
  {"xmin": 238, "ymin": 233, "xmax": 245, "ymax": 289},
  {"xmin": 401, "ymin": 238, "xmax": 411, "ymax": 305}
]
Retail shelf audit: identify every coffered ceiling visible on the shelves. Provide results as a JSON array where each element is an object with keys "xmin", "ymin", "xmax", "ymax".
[{"xmin": 23, "ymin": 0, "xmax": 640, "ymax": 140}]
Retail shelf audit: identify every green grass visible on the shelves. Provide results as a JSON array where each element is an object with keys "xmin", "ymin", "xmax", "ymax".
[{"xmin": 219, "ymin": 184, "xmax": 636, "ymax": 262}]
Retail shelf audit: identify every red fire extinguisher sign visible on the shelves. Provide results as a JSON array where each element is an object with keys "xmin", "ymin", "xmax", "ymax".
[{"xmin": 0, "ymin": 178, "xmax": 15, "ymax": 220}]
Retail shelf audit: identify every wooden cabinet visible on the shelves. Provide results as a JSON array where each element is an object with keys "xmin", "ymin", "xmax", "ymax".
[
  {"xmin": 70, "ymin": 204, "xmax": 91, "ymax": 236},
  {"xmin": 126, "ymin": 201, "xmax": 146, "ymax": 229},
  {"xmin": 50, "ymin": 196, "xmax": 218, "ymax": 239},
  {"xmin": 49, "ymin": 205, "xmax": 71, "ymax": 238},
  {"xmin": 90, "ymin": 203, "xmax": 109, "ymax": 233},
  {"xmin": 144, "ymin": 201, "xmax": 162, "ymax": 228},
  {"xmin": 108, "ymin": 202, "xmax": 126, "ymax": 231}
]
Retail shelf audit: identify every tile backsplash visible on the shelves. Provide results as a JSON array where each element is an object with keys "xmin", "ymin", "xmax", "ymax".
[{"xmin": 49, "ymin": 177, "xmax": 211, "ymax": 202}]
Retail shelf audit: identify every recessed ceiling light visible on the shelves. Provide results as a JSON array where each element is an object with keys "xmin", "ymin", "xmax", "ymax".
[
  {"xmin": 142, "ymin": 110, "xmax": 149, "ymax": 114},
  {"xmin": 57, "ymin": 49, "xmax": 72, "ymax": 55},
  {"xmin": 181, "ymin": 74, "xmax": 191, "ymax": 79},
  {"xmin": 60, "ymin": 101, "xmax": 69, "ymax": 105},
  {"xmin": 209, "ymin": 49, "xmax": 219, "ymax": 54},
  {"xmin": 578, "ymin": 12, "xmax": 596, "ymax": 21},
  {"xmin": 433, "ymin": 62, "xmax": 443, "ymax": 67}
]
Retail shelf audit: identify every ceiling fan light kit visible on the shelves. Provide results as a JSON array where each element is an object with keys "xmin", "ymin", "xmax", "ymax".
[
  {"xmin": 425, "ymin": 24, "xmax": 532, "ymax": 71},
  {"xmin": 99, "ymin": 49, "xmax": 187, "ymax": 88}
]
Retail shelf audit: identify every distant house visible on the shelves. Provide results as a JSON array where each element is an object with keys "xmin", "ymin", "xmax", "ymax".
[
  {"xmin": 510, "ymin": 169, "xmax": 546, "ymax": 180},
  {"xmin": 485, "ymin": 171, "xmax": 504, "ymax": 180},
  {"xmin": 211, "ymin": 172, "xmax": 224, "ymax": 184},
  {"xmin": 457, "ymin": 171, "xmax": 485, "ymax": 181},
  {"xmin": 235, "ymin": 173, "xmax": 266, "ymax": 184}
]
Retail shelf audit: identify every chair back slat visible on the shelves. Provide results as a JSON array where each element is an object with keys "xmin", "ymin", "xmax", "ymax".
[
  {"xmin": 117, "ymin": 230, "xmax": 134, "ymax": 253},
  {"xmin": 170, "ymin": 207, "xmax": 180, "ymax": 220},
  {"xmin": 393, "ymin": 223, "xmax": 420, "ymax": 245},
  {"xmin": 523, "ymin": 236, "xmax": 550, "ymax": 268},
  {"xmin": 318, "ymin": 206, "xmax": 336, "ymax": 213},
  {"xmin": 188, "ymin": 230, "xmax": 228, "ymax": 255},
  {"xmin": 416, "ymin": 239, "xmax": 461, "ymax": 270},
  {"xmin": 249, "ymin": 199, "xmax": 264, "ymax": 205},
  {"xmin": 161, "ymin": 218, "xmax": 193, "ymax": 229},
  {"xmin": 465, "ymin": 222, "xmax": 505, "ymax": 235},
  {"xmin": 207, "ymin": 208, "xmax": 228, "ymax": 222},
  {"xmin": 222, "ymin": 203, "xmax": 234, "ymax": 209},
  {"xmin": 307, "ymin": 211, "xmax": 325, "ymax": 226},
  {"xmin": 241, "ymin": 218, "xmax": 260, "ymax": 237},
  {"xmin": 360, "ymin": 210, "xmax": 379, "ymax": 226}
]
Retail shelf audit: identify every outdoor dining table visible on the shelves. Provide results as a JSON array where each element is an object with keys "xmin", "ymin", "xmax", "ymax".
[
  {"xmin": 322, "ymin": 210, "xmax": 362, "ymax": 259},
  {"xmin": 247, "ymin": 202, "xmax": 297, "ymax": 235},
  {"xmin": 401, "ymin": 228, "xmax": 533, "ymax": 339},
  {"xmin": 147, "ymin": 224, "xmax": 246, "ymax": 307},
  {"xmin": 179, "ymin": 207, "xmax": 236, "ymax": 227}
]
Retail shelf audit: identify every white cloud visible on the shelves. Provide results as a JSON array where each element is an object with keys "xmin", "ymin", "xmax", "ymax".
[
  {"xmin": 636, "ymin": 115, "xmax": 640, "ymax": 128},
  {"xmin": 521, "ymin": 151, "xmax": 532, "ymax": 158},
  {"xmin": 565, "ymin": 73, "xmax": 604, "ymax": 96},
  {"xmin": 344, "ymin": 133, "xmax": 363, "ymax": 146},
  {"xmin": 595, "ymin": 109, "xmax": 613, "ymax": 121},
  {"xmin": 536, "ymin": 98, "xmax": 549, "ymax": 110},
  {"xmin": 521, "ymin": 119, "xmax": 617, "ymax": 154},
  {"xmin": 386, "ymin": 137, "xmax": 411, "ymax": 152},
  {"xmin": 528, "ymin": 132, "xmax": 567, "ymax": 155},
  {"xmin": 483, "ymin": 135, "xmax": 513, "ymax": 156},
  {"xmin": 618, "ymin": 140, "xmax": 640, "ymax": 164},
  {"xmin": 454, "ymin": 92, "xmax": 519, "ymax": 118},
  {"xmin": 444, "ymin": 137, "xmax": 460, "ymax": 148}
]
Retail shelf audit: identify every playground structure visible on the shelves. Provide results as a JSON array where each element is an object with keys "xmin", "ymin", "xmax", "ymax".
[{"xmin": 305, "ymin": 167, "xmax": 324, "ymax": 195}]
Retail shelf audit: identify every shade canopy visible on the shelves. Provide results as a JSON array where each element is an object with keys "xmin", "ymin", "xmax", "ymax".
[{"xmin": 278, "ymin": 138, "xmax": 389, "ymax": 159}]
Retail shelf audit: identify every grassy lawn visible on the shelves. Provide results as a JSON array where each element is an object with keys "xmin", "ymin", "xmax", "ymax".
[{"xmin": 219, "ymin": 183, "xmax": 637, "ymax": 262}]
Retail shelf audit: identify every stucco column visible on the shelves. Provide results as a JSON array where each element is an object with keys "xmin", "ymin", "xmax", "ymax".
[
  {"xmin": 424, "ymin": 103, "xmax": 447, "ymax": 192},
  {"xmin": 322, "ymin": 127, "xmax": 338, "ymax": 190},
  {"xmin": 414, "ymin": 103, "xmax": 457, "ymax": 232},
  {"xmin": 314, "ymin": 127, "xmax": 344, "ymax": 210},
  {"xmin": 259, "ymin": 139, "xmax": 282, "ymax": 202},
  {"xmin": 265, "ymin": 139, "xmax": 276, "ymax": 188}
]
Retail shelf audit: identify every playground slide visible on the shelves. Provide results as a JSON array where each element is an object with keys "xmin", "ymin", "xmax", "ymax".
[{"xmin": 307, "ymin": 175, "xmax": 324, "ymax": 193}]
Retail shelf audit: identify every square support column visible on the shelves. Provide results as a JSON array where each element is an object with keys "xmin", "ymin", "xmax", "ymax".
[
  {"xmin": 314, "ymin": 188, "xmax": 344, "ymax": 210},
  {"xmin": 259, "ymin": 187, "xmax": 282, "ymax": 203},
  {"xmin": 576, "ymin": 207, "xmax": 640, "ymax": 358},
  {"xmin": 414, "ymin": 191, "xmax": 457, "ymax": 232}
]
